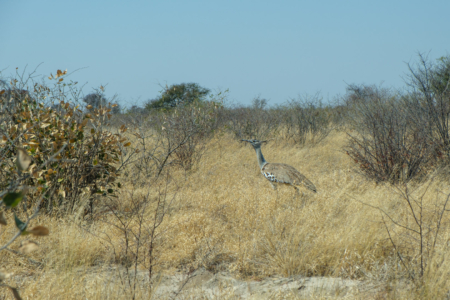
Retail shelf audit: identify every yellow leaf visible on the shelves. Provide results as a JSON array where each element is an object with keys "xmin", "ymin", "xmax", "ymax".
[
  {"xmin": 86, "ymin": 105, "xmax": 93, "ymax": 109},
  {"xmin": 59, "ymin": 78, "xmax": 63, "ymax": 82},
  {"xmin": 124, "ymin": 142, "xmax": 131, "ymax": 147},
  {"xmin": 69, "ymin": 138, "xmax": 76, "ymax": 143}
]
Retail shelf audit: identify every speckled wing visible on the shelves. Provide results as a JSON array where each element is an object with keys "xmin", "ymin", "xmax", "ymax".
[{"xmin": 262, "ymin": 163, "xmax": 317, "ymax": 192}]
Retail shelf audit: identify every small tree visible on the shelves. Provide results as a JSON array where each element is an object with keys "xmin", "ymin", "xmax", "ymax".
[
  {"xmin": 83, "ymin": 93, "xmax": 107, "ymax": 108},
  {"xmin": 83, "ymin": 92, "xmax": 121, "ymax": 114},
  {"xmin": 145, "ymin": 83, "xmax": 210, "ymax": 110}
]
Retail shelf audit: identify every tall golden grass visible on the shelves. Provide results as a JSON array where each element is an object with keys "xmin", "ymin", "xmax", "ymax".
[{"xmin": 2, "ymin": 130, "xmax": 450, "ymax": 299}]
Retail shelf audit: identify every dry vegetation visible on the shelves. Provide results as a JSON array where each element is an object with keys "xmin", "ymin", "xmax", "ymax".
[
  {"xmin": 1, "ymin": 56, "xmax": 450, "ymax": 299},
  {"xmin": 2, "ymin": 131, "xmax": 450, "ymax": 299}
]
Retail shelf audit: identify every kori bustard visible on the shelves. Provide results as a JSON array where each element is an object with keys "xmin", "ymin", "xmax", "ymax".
[{"xmin": 242, "ymin": 139, "xmax": 317, "ymax": 194}]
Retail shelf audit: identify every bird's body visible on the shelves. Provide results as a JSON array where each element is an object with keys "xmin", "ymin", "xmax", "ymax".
[{"xmin": 242, "ymin": 139, "xmax": 317, "ymax": 193}]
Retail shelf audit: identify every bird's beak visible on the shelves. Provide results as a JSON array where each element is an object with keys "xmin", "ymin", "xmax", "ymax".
[{"xmin": 261, "ymin": 140, "xmax": 268, "ymax": 143}]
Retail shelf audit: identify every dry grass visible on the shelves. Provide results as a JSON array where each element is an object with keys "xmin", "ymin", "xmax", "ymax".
[{"xmin": 2, "ymin": 130, "xmax": 450, "ymax": 299}]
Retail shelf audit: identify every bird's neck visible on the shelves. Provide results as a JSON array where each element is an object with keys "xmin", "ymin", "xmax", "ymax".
[{"xmin": 254, "ymin": 147, "xmax": 267, "ymax": 169}]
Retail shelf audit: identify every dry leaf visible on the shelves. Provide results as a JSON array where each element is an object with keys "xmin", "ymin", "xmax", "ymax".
[
  {"xmin": 58, "ymin": 189, "xmax": 66, "ymax": 198},
  {"xmin": 18, "ymin": 240, "xmax": 39, "ymax": 254},
  {"xmin": 0, "ymin": 270, "xmax": 12, "ymax": 280},
  {"xmin": 28, "ymin": 226, "xmax": 49, "ymax": 236},
  {"xmin": 16, "ymin": 148, "xmax": 32, "ymax": 171},
  {"xmin": 0, "ymin": 211, "xmax": 6, "ymax": 225}
]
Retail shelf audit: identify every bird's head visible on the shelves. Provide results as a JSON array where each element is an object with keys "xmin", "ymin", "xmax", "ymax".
[{"xmin": 242, "ymin": 139, "xmax": 267, "ymax": 149}]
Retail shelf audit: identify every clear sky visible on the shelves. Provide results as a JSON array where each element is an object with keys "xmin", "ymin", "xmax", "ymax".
[{"xmin": 1, "ymin": 0, "xmax": 449, "ymax": 107}]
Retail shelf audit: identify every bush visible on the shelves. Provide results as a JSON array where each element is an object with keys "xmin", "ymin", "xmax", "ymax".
[
  {"xmin": 344, "ymin": 85, "xmax": 434, "ymax": 183},
  {"xmin": 126, "ymin": 95, "xmax": 224, "ymax": 178},
  {"xmin": 281, "ymin": 94, "xmax": 333, "ymax": 145},
  {"xmin": 224, "ymin": 97, "xmax": 281, "ymax": 140},
  {"xmin": 0, "ymin": 69, "xmax": 128, "ymax": 214},
  {"xmin": 404, "ymin": 54, "xmax": 450, "ymax": 163},
  {"xmin": 157, "ymin": 99, "xmax": 222, "ymax": 171}
]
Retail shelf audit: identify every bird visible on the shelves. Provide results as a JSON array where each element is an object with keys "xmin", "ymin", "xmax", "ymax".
[{"xmin": 242, "ymin": 139, "xmax": 317, "ymax": 194}]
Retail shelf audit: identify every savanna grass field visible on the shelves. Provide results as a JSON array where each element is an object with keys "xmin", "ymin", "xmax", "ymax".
[{"xmin": 2, "ymin": 59, "xmax": 450, "ymax": 299}]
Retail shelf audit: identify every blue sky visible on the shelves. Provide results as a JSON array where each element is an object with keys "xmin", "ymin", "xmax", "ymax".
[{"xmin": 1, "ymin": 0, "xmax": 449, "ymax": 107}]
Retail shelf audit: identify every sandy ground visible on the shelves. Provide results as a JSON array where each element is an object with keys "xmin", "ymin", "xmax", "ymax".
[
  {"xmin": 6, "ymin": 265, "xmax": 388, "ymax": 299},
  {"xmin": 55, "ymin": 267, "xmax": 381, "ymax": 299},
  {"xmin": 152, "ymin": 268, "xmax": 380, "ymax": 299}
]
